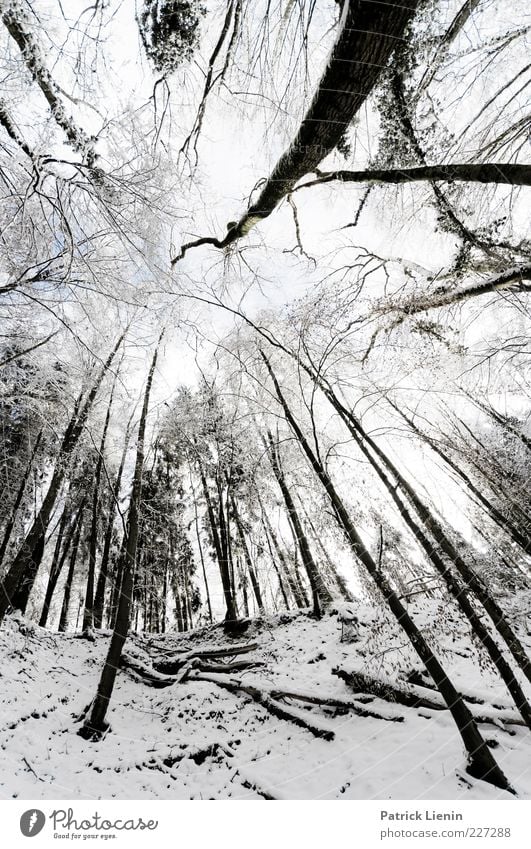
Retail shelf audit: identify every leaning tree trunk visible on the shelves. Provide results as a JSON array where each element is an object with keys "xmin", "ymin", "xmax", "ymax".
[
  {"xmin": 284, "ymin": 345, "xmax": 531, "ymax": 688},
  {"xmin": 298, "ymin": 499, "xmax": 354, "ymax": 602},
  {"xmin": 265, "ymin": 431, "xmax": 331, "ymax": 616},
  {"xmin": 174, "ymin": 0, "xmax": 422, "ymax": 256},
  {"xmin": 261, "ymin": 509, "xmax": 307, "ymax": 609},
  {"xmin": 0, "ymin": 333, "xmax": 125, "ymax": 626},
  {"xmin": 335, "ymin": 396, "xmax": 531, "ymax": 687},
  {"xmin": 328, "ymin": 396, "xmax": 531, "ymax": 729},
  {"xmin": 390, "ymin": 402, "xmax": 531, "ymax": 554},
  {"xmin": 80, "ymin": 337, "xmax": 160, "ymax": 737},
  {"xmin": 261, "ymin": 350, "xmax": 512, "ymax": 792}
]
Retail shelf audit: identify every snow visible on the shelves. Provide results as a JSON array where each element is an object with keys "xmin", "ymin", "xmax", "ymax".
[{"xmin": 0, "ymin": 604, "xmax": 530, "ymax": 800}]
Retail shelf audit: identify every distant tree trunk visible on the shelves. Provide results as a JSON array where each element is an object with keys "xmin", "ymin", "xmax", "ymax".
[
  {"xmin": 58, "ymin": 505, "xmax": 85, "ymax": 632},
  {"xmin": 198, "ymin": 463, "xmax": 237, "ymax": 622},
  {"xmin": 261, "ymin": 350, "xmax": 512, "ymax": 792},
  {"xmin": 160, "ymin": 563, "xmax": 168, "ymax": 633},
  {"xmin": 261, "ymin": 509, "xmax": 306, "ymax": 609},
  {"xmin": 298, "ymin": 500, "xmax": 354, "ymax": 602},
  {"xmin": 80, "ymin": 337, "xmax": 160, "ymax": 737},
  {"xmin": 0, "ymin": 429, "xmax": 43, "ymax": 569},
  {"xmin": 0, "ymin": 333, "xmax": 125, "ymax": 626},
  {"xmin": 193, "ymin": 490, "xmax": 212, "ymax": 622},
  {"xmin": 39, "ymin": 496, "xmax": 75, "ymax": 627},
  {"xmin": 231, "ymin": 495, "xmax": 264, "ymax": 612},
  {"xmin": 93, "ymin": 419, "xmax": 131, "ymax": 628},
  {"xmin": 83, "ymin": 377, "xmax": 117, "ymax": 632},
  {"xmin": 265, "ymin": 431, "xmax": 332, "ymax": 616}
]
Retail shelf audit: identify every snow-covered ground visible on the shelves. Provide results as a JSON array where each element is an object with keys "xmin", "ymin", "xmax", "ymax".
[{"xmin": 1, "ymin": 604, "xmax": 530, "ymax": 800}]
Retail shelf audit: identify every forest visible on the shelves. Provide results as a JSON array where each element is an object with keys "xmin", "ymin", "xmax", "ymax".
[{"xmin": 0, "ymin": 0, "xmax": 530, "ymax": 801}]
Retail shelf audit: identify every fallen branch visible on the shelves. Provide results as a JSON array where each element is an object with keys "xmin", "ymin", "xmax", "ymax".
[
  {"xmin": 269, "ymin": 687, "xmax": 403, "ymax": 723},
  {"xmin": 192, "ymin": 672, "xmax": 335, "ymax": 740},
  {"xmin": 333, "ymin": 668, "xmax": 446, "ymax": 710}
]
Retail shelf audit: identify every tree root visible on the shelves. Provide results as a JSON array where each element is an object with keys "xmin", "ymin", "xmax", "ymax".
[{"xmin": 153, "ymin": 642, "xmax": 259, "ymax": 674}]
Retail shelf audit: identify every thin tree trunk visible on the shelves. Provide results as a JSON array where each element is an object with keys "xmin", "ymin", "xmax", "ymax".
[
  {"xmin": 298, "ymin": 499, "xmax": 354, "ymax": 602},
  {"xmin": 391, "ymin": 402, "xmax": 531, "ymax": 554},
  {"xmin": 261, "ymin": 350, "xmax": 512, "ymax": 792},
  {"xmin": 331, "ymin": 398, "xmax": 531, "ymax": 729},
  {"xmin": 265, "ymin": 431, "xmax": 332, "ymax": 615},
  {"xmin": 80, "ymin": 336, "xmax": 160, "ymax": 737},
  {"xmin": 261, "ymin": 509, "xmax": 306, "ymax": 608},
  {"xmin": 335, "ymin": 399, "xmax": 531, "ymax": 687},
  {"xmin": 193, "ymin": 492, "xmax": 213, "ymax": 622}
]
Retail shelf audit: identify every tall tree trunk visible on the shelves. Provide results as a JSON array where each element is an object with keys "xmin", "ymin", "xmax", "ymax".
[
  {"xmin": 265, "ymin": 431, "xmax": 332, "ymax": 616},
  {"xmin": 390, "ymin": 402, "xmax": 531, "ymax": 554},
  {"xmin": 261, "ymin": 350, "xmax": 512, "ymax": 792},
  {"xmin": 261, "ymin": 508, "xmax": 306, "ymax": 608},
  {"xmin": 329, "ymin": 397, "xmax": 531, "ymax": 728},
  {"xmin": 0, "ymin": 429, "xmax": 43, "ymax": 569},
  {"xmin": 198, "ymin": 463, "xmax": 237, "ymax": 621},
  {"xmin": 83, "ymin": 376, "xmax": 117, "ymax": 632},
  {"xmin": 93, "ymin": 418, "xmax": 132, "ymax": 628},
  {"xmin": 39, "ymin": 496, "xmax": 76, "ymax": 627},
  {"xmin": 58, "ymin": 505, "xmax": 85, "ymax": 632},
  {"xmin": 80, "ymin": 337, "xmax": 160, "ymax": 737},
  {"xmin": 0, "ymin": 333, "xmax": 125, "ymax": 625},
  {"xmin": 333, "ymin": 397, "xmax": 531, "ymax": 687},
  {"xmin": 298, "ymin": 499, "xmax": 354, "ymax": 602},
  {"xmin": 193, "ymin": 486, "xmax": 213, "ymax": 622},
  {"xmin": 230, "ymin": 495, "xmax": 264, "ymax": 612}
]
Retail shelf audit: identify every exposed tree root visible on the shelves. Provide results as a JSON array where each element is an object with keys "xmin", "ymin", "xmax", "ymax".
[{"xmin": 153, "ymin": 642, "xmax": 259, "ymax": 674}]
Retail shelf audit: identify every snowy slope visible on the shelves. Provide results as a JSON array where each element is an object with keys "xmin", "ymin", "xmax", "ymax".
[{"xmin": 1, "ymin": 606, "xmax": 530, "ymax": 801}]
